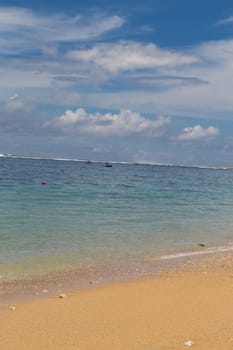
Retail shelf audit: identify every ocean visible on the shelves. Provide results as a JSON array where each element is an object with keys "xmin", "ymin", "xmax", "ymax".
[{"xmin": 1, "ymin": 156, "xmax": 233, "ymax": 298}]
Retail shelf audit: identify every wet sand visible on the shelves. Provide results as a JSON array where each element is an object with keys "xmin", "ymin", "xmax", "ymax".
[{"xmin": 1, "ymin": 253, "xmax": 233, "ymax": 349}]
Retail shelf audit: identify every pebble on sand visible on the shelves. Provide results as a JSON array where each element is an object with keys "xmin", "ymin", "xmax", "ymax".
[
  {"xmin": 9, "ymin": 306, "xmax": 16, "ymax": 311},
  {"xmin": 184, "ymin": 340, "xmax": 194, "ymax": 347},
  {"xmin": 59, "ymin": 293, "xmax": 67, "ymax": 298}
]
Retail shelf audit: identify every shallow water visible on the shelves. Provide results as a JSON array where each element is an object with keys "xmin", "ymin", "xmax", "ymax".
[{"xmin": 0, "ymin": 156, "xmax": 233, "ymax": 282}]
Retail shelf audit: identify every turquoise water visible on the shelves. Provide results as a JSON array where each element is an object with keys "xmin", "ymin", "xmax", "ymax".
[{"xmin": 1, "ymin": 157, "xmax": 233, "ymax": 281}]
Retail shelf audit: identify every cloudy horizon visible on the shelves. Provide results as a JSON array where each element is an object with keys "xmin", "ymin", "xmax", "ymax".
[{"xmin": 0, "ymin": 1, "xmax": 233, "ymax": 166}]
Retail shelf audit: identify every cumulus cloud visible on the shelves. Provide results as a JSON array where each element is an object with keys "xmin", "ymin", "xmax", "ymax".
[
  {"xmin": 43, "ymin": 108, "xmax": 171, "ymax": 137},
  {"xmin": 175, "ymin": 125, "xmax": 219, "ymax": 141},
  {"xmin": 66, "ymin": 41, "xmax": 199, "ymax": 73}
]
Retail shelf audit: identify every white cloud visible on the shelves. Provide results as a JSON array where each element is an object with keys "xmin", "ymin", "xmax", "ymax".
[
  {"xmin": 4, "ymin": 94, "xmax": 33, "ymax": 114},
  {"xmin": 0, "ymin": 7, "xmax": 124, "ymax": 54},
  {"xmin": 7, "ymin": 93, "xmax": 19, "ymax": 102},
  {"xmin": 0, "ymin": 95, "xmax": 35, "ymax": 132},
  {"xmin": 0, "ymin": 7, "xmax": 42, "ymax": 27},
  {"xmin": 43, "ymin": 108, "xmax": 171, "ymax": 137},
  {"xmin": 54, "ymin": 91, "xmax": 81, "ymax": 106},
  {"xmin": 1, "ymin": 8, "xmax": 233, "ymax": 124},
  {"xmin": 74, "ymin": 38, "xmax": 233, "ymax": 119},
  {"xmin": 217, "ymin": 16, "xmax": 233, "ymax": 25},
  {"xmin": 0, "ymin": 68, "xmax": 52, "ymax": 88},
  {"xmin": 0, "ymin": 39, "xmax": 199, "ymax": 89},
  {"xmin": 175, "ymin": 125, "xmax": 219, "ymax": 141},
  {"xmin": 196, "ymin": 39, "xmax": 233, "ymax": 61},
  {"xmin": 67, "ymin": 41, "xmax": 199, "ymax": 73}
]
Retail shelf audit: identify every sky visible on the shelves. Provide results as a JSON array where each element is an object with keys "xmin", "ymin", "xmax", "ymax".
[{"xmin": 1, "ymin": 0, "xmax": 233, "ymax": 165}]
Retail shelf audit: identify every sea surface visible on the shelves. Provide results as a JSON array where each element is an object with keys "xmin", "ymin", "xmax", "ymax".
[{"xmin": 1, "ymin": 156, "xmax": 233, "ymax": 286}]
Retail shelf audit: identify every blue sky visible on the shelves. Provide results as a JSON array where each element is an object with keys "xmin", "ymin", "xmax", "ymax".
[{"xmin": 1, "ymin": 0, "xmax": 233, "ymax": 165}]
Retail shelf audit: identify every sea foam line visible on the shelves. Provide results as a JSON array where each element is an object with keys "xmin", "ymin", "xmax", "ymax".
[
  {"xmin": 160, "ymin": 245, "xmax": 233, "ymax": 260},
  {"xmin": 0, "ymin": 154, "xmax": 233, "ymax": 170}
]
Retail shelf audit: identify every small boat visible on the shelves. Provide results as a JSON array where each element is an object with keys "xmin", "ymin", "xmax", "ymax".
[
  {"xmin": 105, "ymin": 162, "xmax": 112, "ymax": 168},
  {"xmin": 86, "ymin": 160, "xmax": 92, "ymax": 164}
]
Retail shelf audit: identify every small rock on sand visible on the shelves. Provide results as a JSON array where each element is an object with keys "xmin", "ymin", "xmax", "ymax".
[
  {"xmin": 184, "ymin": 340, "xmax": 194, "ymax": 347},
  {"xmin": 59, "ymin": 293, "xmax": 67, "ymax": 298},
  {"xmin": 9, "ymin": 306, "xmax": 16, "ymax": 311}
]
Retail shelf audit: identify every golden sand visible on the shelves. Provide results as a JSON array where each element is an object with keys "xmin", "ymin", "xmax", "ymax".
[{"xmin": 1, "ymin": 253, "xmax": 233, "ymax": 349}]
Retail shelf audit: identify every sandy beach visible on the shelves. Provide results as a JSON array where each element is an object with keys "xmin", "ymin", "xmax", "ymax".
[{"xmin": 1, "ymin": 253, "xmax": 233, "ymax": 349}]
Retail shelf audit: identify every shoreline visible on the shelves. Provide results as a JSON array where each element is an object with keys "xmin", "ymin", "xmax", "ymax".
[
  {"xmin": 2, "ymin": 243, "xmax": 233, "ymax": 308},
  {"xmin": 1, "ymin": 252, "xmax": 233, "ymax": 349},
  {"xmin": 0, "ymin": 253, "xmax": 180, "ymax": 308}
]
